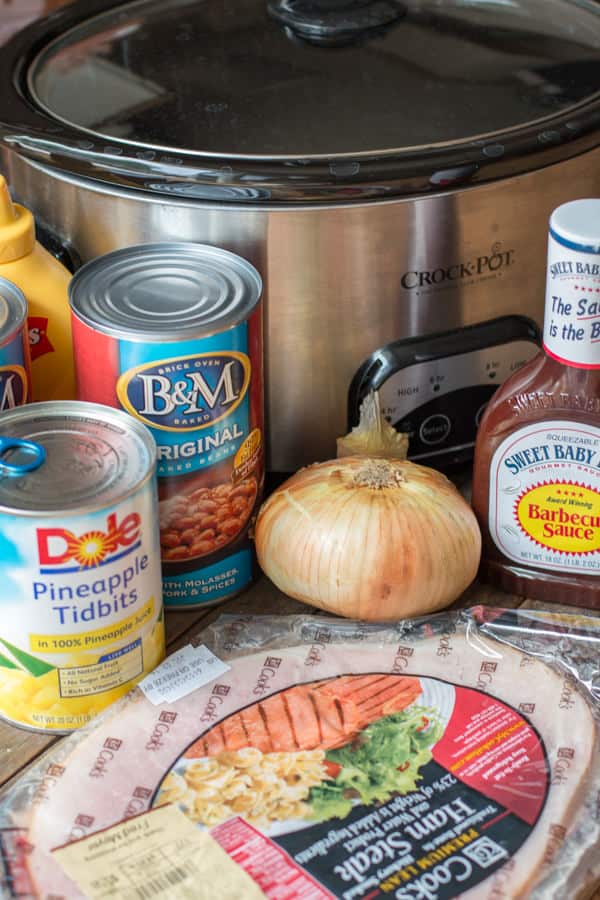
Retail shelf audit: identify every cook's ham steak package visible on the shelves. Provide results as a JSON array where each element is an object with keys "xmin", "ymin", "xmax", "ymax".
[{"xmin": 0, "ymin": 607, "xmax": 599, "ymax": 899}]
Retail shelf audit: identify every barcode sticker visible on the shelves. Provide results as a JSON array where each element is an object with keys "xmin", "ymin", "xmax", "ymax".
[
  {"xmin": 138, "ymin": 644, "xmax": 230, "ymax": 704},
  {"xmin": 52, "ymin": 804, "xmax": 265, "ymax": 899}
]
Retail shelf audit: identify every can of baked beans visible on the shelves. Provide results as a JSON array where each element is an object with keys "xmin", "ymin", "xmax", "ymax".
[
  {"xmin": 0, "ymin": 401, "xmax": 165, "ymax": 733},
  {"xmin": 69, "ymin": 243, "xmax": 264, "ymax": 609},
  {"xmin": 0, "ymin": 276, "xmax": 31, "ymax": 409}
]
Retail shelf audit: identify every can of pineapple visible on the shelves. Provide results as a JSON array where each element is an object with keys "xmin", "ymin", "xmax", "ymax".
[{"xmin": 0, "ymin": 401, "xmax": 165, "ymax": 732}]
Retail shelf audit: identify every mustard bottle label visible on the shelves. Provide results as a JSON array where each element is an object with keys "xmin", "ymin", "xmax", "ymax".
[
  {"xmin": 28, "ymin": 315, "xmax": 55, "ymax": 361},
  {"xmin": 488, "ymin": 421, "xmax": 600, "ymax": 574}
]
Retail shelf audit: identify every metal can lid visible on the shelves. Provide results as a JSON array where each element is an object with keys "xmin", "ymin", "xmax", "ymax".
[
  {"xmin": 0, "ymin": 277, "xmax": 28, "ymax": 345},
  {"xmin": 0, "ymin": 401, "xmax": 156, "ymax": 515},
  {"xmin": 69, "ymin": 243, "xmax": 263, "ymax": 342}
]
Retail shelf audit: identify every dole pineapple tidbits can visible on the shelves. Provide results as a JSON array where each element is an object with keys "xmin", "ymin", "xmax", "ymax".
[
  {"xmin": 69, "ymin": 243, "xmax": 264, "ymax": 609},
  {"xmin": 0, "ymin": 401, "xmax": 165, "ymax": 733}
]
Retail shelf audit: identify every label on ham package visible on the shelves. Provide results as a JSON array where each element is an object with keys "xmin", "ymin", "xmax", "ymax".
[
  {"xmin": 153, "ymin": 675, "xmax": 549, "ymax": 900},
  {"xmin": 7, "ymin": 627, "xmax": 593, "ymax": 900},
  {"xmin": 52, "ymin": 804, "xmax": 265, "ymax": 900},
  {"xmin": 139, "ymin": 644, "xmax": 230, "ymax": 705}
]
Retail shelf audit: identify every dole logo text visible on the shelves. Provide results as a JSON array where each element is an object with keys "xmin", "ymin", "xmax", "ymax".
[{"xmin": 37, "ymin": 512, "xmax": 141, "ymax": 570}]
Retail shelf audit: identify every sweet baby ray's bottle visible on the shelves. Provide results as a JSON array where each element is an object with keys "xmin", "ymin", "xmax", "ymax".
[
  {"xmin": 472, "ymin": 199, "xmax": 600, "ymax": 608},
  {"xmin": 0, "ymin": 175, "xmax": 75, "ymax": 401}
]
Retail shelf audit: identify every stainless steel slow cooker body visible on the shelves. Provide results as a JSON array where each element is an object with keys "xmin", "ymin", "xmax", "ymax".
[{"xmin": 1, "ymin": 0, "xmax": 599, "ymax": 472}]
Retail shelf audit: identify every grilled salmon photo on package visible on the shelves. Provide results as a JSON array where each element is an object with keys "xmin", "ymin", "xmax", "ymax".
[{"xmin": 0, "ymin": 609, "xmax": 598, "ymax": 899}]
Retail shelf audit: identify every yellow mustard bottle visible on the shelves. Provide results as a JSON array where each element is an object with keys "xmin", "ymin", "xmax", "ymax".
[{"xmin": 0, "ymin": 175, "xmax": 75, "ymax": 401}]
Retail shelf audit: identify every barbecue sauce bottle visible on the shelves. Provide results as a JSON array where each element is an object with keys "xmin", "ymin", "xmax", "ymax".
[{"xmin": 473, "ymin": 199, "xmax": 600, "ymax": 607}]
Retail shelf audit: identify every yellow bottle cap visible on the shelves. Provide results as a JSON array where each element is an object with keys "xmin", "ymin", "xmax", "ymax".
[{"xmin": 0, "ymin": 175, "xmax": 35, "ymax": 262}]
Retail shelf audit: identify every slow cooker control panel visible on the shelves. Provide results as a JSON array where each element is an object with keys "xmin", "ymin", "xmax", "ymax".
[{"xmin": 348, "ymin": 316, "xmax": 541, "ymax": 469}]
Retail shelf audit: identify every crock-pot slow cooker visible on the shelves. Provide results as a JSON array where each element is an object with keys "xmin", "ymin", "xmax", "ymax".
[{"xmin": 0, "ymin": 0, "xmax": 599, "ymax": 471}]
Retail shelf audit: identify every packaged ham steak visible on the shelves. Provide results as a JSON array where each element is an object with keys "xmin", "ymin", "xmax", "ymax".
[{"xmin": 0, "ymin": 607, "xmax": 599, "ymax": 900}]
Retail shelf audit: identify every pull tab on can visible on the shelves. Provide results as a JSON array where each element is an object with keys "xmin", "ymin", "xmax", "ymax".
[{"xmin": 0, "ymin": 436, "xmax": 46, "ymax": 474}]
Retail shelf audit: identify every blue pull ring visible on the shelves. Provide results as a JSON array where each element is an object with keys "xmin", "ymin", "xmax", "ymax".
[{"xmin": 0, "ymin": 437, "xmax": 46, "ymax": 475}]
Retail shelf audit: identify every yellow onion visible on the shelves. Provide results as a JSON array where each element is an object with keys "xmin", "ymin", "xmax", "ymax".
[{"xmin": 255, "ymin": 457, "xmax": 481, "ymax": 620}]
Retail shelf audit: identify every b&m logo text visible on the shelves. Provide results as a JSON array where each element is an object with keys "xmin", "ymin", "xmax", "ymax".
[
  {"xmin": 117, "ymin": 352, "xmax": 250, "ymax": 432},
  {"xmin": 37, "ymin": 512, "xmax": 141, "ymax": 572}
]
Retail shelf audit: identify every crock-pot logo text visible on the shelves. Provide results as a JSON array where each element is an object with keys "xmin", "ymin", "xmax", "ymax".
[
  {"xmin": 37, "ymin": 512, "xmax": 141, "ymax": 572},
  {"xmin": 117, "ymin": 352, "xmax": 251, "ymax": 432},
  {"xmin": 401, "ymin": 248, "xmax": 515, "ymax": 290},
  {"xmin": 0, "ymin": 365, "xmax": 27, "ymax": 410}
]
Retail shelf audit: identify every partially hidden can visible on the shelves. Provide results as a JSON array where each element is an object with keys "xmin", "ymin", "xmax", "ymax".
[
  {"xmin": 0, "ymin": 276, "xmax": 31, "ymax": 410},
  {"xmin": 0, "ymin": 401, "xmax": 165, "ymax": 732},
  {"xmin": 69, "ymin": 243, "xmax": 264, "ymax": 609}
]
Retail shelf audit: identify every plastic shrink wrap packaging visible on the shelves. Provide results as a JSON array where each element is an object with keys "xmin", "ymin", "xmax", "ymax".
[{"xmin": 0, "ymin": 607, "xmax": 598, "ymax": 899}]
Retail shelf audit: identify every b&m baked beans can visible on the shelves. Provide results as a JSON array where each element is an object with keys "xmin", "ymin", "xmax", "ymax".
[
  {"xmin": 0, "ymin": 276, "xmax": 31, "ymax": 409},
  {"xmin": 69, "ymin": 243, "xmax": 264, "ymax": 609},
  {"xmin": 0, "ymin": 401, "xmax": 164, "ymax": 733}
]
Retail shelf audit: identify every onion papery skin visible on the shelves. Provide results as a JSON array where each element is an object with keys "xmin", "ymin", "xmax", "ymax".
[{"xmin": 255, "ymin": 457, "xmax": 482, "ymax": 621}]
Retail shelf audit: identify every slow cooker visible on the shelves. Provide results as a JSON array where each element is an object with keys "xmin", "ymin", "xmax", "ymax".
[{"xmin": 0, "ymin": 0, "xmax": 599, "ymax": 472}]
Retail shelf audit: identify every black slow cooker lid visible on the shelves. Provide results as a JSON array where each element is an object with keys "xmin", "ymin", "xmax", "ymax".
[{"xmin": 1, "ymin": 0, "xmax": 600, "ymax": 202}]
